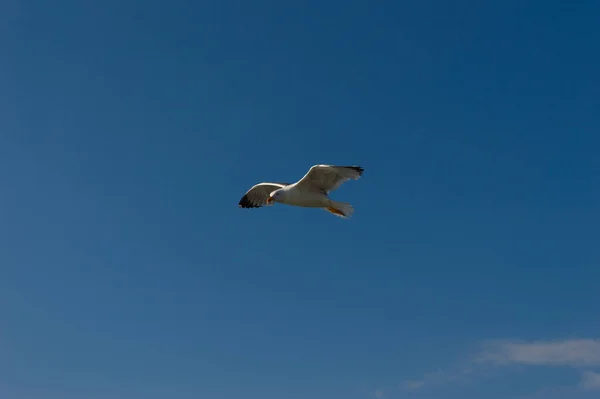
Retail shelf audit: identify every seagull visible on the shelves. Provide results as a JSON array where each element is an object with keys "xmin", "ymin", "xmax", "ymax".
[{"xmin": 238, "ymin": 164, "xmax": 364, "ymax": 218}]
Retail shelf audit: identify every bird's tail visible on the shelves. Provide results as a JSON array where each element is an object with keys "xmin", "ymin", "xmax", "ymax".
[{"xmin": 325, "ymin": 201, "xmax": 354, "ymax": 219}]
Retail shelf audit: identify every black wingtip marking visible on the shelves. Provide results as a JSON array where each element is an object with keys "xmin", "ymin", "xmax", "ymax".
[
  {"xmin": 238, "ymin": 195, "xmax": 261, "ymax": 209},
  {"xmin": 346, "ymin": 165, "xmax": 364, "ymax": 176}
]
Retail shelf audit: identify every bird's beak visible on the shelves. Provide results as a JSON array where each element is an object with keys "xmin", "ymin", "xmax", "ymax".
[{"xmin": 266, "ymin": 197, "xmax": 274, "ymax": 205}]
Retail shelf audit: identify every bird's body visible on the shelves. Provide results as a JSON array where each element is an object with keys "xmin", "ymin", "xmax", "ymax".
[
  {"xmin": 277, "ymin": 186, "xmax": 328, "ymax": 207},
  {"xmin": 238, "ymin": 164, "xmax": 364, "ymax": 218}
]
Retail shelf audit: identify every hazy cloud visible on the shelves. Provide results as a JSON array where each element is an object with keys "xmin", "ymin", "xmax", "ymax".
[
  {"xmin": 404, "ymin": 366, "xmax": 474, "ymax": 390},
  {"xmin": 580, "ymin": 371, "xmax": 600, "ymax": 391},
  {"xmin": 405, "ymin": 338, "xmax": 600, "ymax": 391},
  {"xmin": 404, "ymin": 380, "xmax": 425, "ymax": 390},
  {"xmin": 476, "ymin": 339, "xmax": 600, "ymax": 367}
]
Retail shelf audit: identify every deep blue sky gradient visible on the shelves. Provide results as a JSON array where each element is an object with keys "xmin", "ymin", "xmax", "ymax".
[{"xmin": 1, "ymin": 1, "xmax": 599, "ymax": 398}]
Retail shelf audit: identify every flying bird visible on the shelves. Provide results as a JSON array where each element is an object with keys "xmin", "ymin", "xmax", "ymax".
[{"xmin": 238, "ymin": 164, "xmax": 364, "ymax": 218}]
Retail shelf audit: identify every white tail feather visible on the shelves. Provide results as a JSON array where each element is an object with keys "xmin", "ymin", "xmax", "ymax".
[{"xmin": 325, "ymin": 201, "xmax": 355, "ymax": 219}]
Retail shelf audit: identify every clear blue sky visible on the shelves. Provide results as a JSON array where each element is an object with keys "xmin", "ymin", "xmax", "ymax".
[{"xmin": 1, "ymin": 1, "xmax": 599, "ymax": 399}]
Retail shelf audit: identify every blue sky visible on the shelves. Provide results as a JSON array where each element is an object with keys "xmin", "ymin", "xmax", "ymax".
[{"xmin": 1, "ymin": 1, "xmax": 599, "ymax": 398}]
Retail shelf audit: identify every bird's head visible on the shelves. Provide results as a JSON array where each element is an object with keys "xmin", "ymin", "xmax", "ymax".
[{"xmin": 266, "ymin": 190, "xmax": 284, "ymax": 205}]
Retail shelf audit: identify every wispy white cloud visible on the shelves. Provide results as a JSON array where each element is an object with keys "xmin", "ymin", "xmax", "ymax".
[
  {"xmin": 404, "ymin": 379, "xmax": 425, "ymax": 390},
  {"xmin": 580, "ymin": 371, "xmax": 600, "ymax": 391},
  {"xmin": 517, "ymin": 385, "xmax": 598, "ymax": 399},
  {"xmin": 405, "ymin": 338, "xmax": 600, "ymax": 391},
  {"xmin": 476, "ymin": 339, "xmax": 600, "ymax": 367},
  {"xmin": 374, "ymin": 390, "xmax": 384, "ymax": 398},
  {"xmin": 404, "ymin": 367, "xmax": 473, "ymax": 390}
]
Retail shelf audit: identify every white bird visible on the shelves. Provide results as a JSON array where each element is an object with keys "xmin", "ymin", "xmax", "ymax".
[{"xmin": 238, "ymin": 164, "xmax": 364, "ymax": 218}]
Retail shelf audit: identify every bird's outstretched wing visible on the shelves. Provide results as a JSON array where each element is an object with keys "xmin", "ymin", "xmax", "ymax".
[
  {"xmin": 294, "ymin": 165, "xmax": 364, "ymax": 194},
  {"xmin": 238, "ymin": 182, "xmax": 290, "ymax": 208}
]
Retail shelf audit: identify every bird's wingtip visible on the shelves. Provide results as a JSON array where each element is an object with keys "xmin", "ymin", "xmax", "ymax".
[
  {"xmin": 238, "ymin": 195, "xmax": 261, "ymax": 209},
  {"xmin": 349, "ymin": 165, "xmax": 364, "ymax": 176}
]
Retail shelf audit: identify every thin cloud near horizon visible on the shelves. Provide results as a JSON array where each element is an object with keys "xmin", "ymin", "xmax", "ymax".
[
  {"xmin": 405, "ymin": 338, "xmax": 600, "ymax": 392},
  {"xmin": 475, "ymin": 338, "xmax": 600, "ymax": 367}
]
